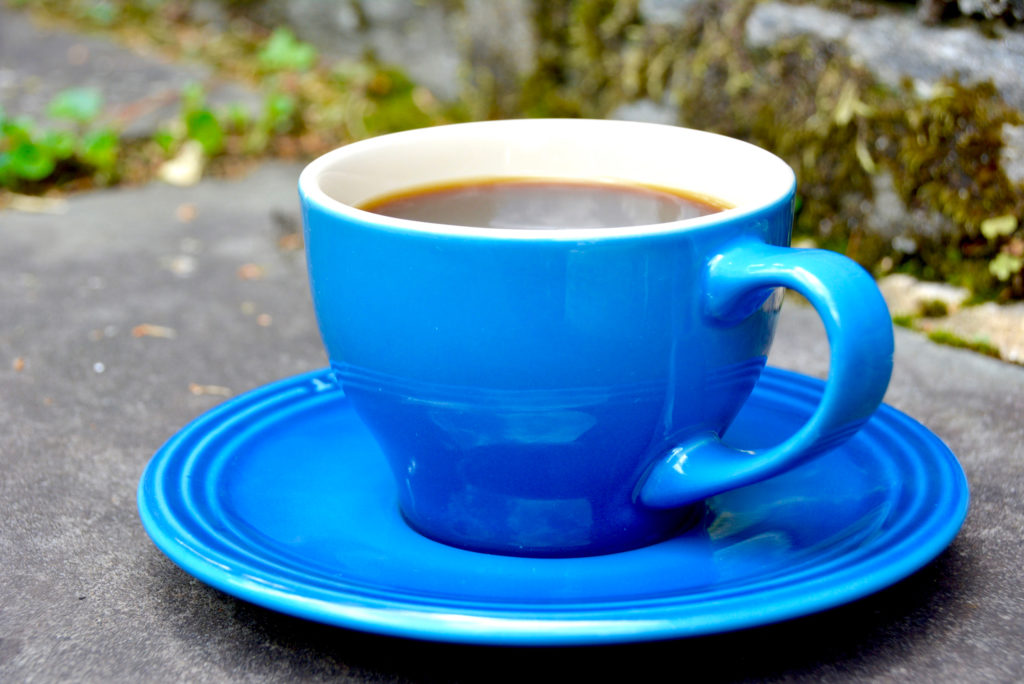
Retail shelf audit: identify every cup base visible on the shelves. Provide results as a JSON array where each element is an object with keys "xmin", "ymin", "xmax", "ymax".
[{"xmin": 398, "ymin": 501, "xmax": 707, "ymax": 558}]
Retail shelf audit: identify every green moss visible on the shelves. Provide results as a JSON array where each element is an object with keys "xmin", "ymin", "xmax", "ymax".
[
  {"xmin": 892, "ymin": 314, "xmax": 917, "ymax": 328},
  {"xmin": 523, "ymin": 0, "xmax": 884, "ymax": 252},
  {"xmin": 926, "ymin": 329, "xmax": 1002, "ymax": 358},
  {"xmin": 521, "ymin": 0, "xmax": 648, "ymax": 118},
  {"xmin": 522, "ymin": 0, "xmax": 1024, "ymax": 301},
  {"xmin": 888, "ymin": 81, "xmax": 1021, "ymax": 238},
  {"xmin": 920, "ymin": 299, "xmax": 950, "ymax": 318}
]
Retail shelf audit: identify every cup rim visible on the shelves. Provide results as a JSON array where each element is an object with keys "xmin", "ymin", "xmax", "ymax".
[{"xmin": 298, "ymin": 119, "xmax": 797, "ymax": 241}]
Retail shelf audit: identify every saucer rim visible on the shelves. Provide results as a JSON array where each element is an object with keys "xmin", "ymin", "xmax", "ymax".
[{"xmin": 138, "ymin": 367, "xmax": 969, "ymax": 645}]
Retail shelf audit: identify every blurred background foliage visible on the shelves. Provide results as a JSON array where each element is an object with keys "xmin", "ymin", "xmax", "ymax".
[{"xmin": 2, "ymin": 0, "xmax": 1022, "ymax": 301}]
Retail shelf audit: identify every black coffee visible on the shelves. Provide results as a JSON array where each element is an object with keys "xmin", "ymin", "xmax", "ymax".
[{"xmin": 358, "ymin": 178, "xmax": 729, "ymax": 229}]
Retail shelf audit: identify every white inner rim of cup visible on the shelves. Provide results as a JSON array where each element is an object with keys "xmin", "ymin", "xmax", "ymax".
[{"xmin": 299, "ymin": 119, "xmax": 796, "ymax": 240}]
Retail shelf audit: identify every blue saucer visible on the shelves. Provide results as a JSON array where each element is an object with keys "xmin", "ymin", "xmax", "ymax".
[{"xmin": 138, "ymin": 367, "xmax": 968, "ymax": 645}]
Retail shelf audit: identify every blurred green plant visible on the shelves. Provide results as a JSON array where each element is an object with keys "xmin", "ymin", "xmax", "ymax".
[
  {"xmin": 48, "ymin": 87, "xmax": 104, "ymax": 124},
  {"xmin": 0, "ymin": 119, "xmax": 60, "ymax": 183},
  {"xmin": 980, "ymin": 215, "xmax": 1023, "ymax": 282},
  {"xmin": 78, "ymin": 129, "xmax": 119, "ymax": 174},
  {"xmin": 181, "ymin": 83, "xmax": 225, "ymax": 156},
  {"xmin": 0, "ymin": 86, "xmax": 119, "ymax": 189},
  {"xmin": 0, "ymin": 0, "xmax": 461, "ymax": 194},
  {"xmin": 258, "ymin": 28, "xmax": 318, "ymax": 73}
]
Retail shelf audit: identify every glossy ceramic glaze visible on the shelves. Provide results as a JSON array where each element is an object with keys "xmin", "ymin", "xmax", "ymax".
[
  {"xmin": 137, "ymin": 368, "xmax": 969, "ymax": 645},
  {"xmin": 298, "ymin": 120, "xmax": 894, "ymax": 556}
]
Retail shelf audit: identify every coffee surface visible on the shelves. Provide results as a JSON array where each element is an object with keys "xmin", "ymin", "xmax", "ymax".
[{"xmin": 359, "ymin": 178, "xmax": 728, "ymax": 229}]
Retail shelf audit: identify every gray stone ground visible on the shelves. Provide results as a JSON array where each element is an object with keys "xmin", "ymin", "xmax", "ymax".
[{"xmin": 2, "ymin": 7, "xmax": 1024, "ymax": 683}]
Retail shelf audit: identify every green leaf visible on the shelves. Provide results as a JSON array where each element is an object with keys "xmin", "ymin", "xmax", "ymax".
[
  {"xmin": 2, "ymin": 116, "xmax": 35, "ymax": 144},
  {"xmin": 980, "ymin": 214, "xmax": 1019, "ymax": 241},
  {"xmin": 263, "ymin": 92, "xmax": 296, "ymax": 133},
  {"xmin": 181, "ymin": 83, "xmax": 206, "ymax": 116},
  {"xmin": 258, "ymin": 28, "xmax": 317, "ymax": 73},
  {"xmin": 40, "ymin": 130, "xmax": 76, "ymax": 160},
  {"xmin": 185, "ymin": 109, "xmax": 224, "ymax": 156},
  {"xmin": 83, "ymin": 0, "xmax": 118, "ymax": 26},
  {"xmin": 0, "ymin": 152, "xmax": 14, "ymax": 186},
  {"xmin": 79, "ymin": 129, "xmax": 119, "ymax": 172},
  {"xmin": 48, "ymin": 87, "xmax": 103, "ymax": 123},
  {"xmin": 152, "ymin": 128, "xmax": 178, "ymax": 155},
  {"xmin": 9, "ymin": 141, "xmax": 56, "ymax": 181},
  {"xmin": 989, "ymin": 252, "xmax": 1024, "ymax": 281},
  {"xmin": 224, "ymin": 103, "xmax": 251, "ymax": 132}
]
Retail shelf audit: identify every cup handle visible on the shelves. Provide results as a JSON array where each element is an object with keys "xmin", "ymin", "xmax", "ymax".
[{"xmin": 639, "ymin": 238, "xmax": 894, "ymax": 508}]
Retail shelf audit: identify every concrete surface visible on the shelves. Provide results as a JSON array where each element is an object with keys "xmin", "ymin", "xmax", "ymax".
[{"xmin": 1, "ymin": 163, "xmax": 1023, "ymax": 683}]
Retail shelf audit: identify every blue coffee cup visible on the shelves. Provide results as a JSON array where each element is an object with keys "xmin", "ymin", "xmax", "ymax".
[{"xmin": 299, "ymin": 119, "xmax": 893, "ymax": 557}]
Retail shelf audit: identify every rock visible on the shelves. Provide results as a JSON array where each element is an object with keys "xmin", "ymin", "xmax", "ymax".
[
  {"xmin": 608, "ymin": 98, "xmax": 678, "ymax": 125},
  {"xmin": 460, "ymin": 0, "xmax": 536, "ymax": 113},
  {"xmin": 865, "ymin": 172, "xmax": 958, "ymax": 244},
  {"xmin": 919, "ymin": 0, "xmax": 1024, "ymax": 22},
  {"xmin": 261, "ymin": 0, "xmax": 463, "ymax": 101},
  {"xmin": 879, "ymin": 273, "xmax": 1024, "ymax": 364},
  {"xmin": 746, "ymin": 3, "xmax": 849, "ymax": 45},
  {"xmin": 156, "ymin": 140, "xmax": 205, "ymax": 187},
  {"xmin": 1001, "ymin": 123, "xmax": 1024, "ymax": 186},
  {"xmin": 639, "ymin": 0, "xmax": 702, "ymax": 25},
  {"xmin": 917, "ymin": 0, "xmax": 949, "ymax": 22},
  {"xmin": 878, "ymin": 273, "xmax": 971, "ymax": 317},
  {"xmin": 926, "ymin": 301, "xmax": 1024, "ymax": 362},
  {"xmin": 257, "ymin": 0, "xmax": 535, "ymax": 106},
  {"xmin": 746, "ymin": 2, "xmax": 1024, "ymax": 111},
  {"xmin": 955, "ymin": 0, "xmax": 1024, "ymax": 21}
]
